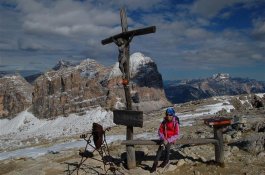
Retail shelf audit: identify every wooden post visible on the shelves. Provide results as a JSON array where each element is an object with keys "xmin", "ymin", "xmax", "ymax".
[
  {"xmin": 120, "ymin": 8, "xmax": 136, "ymax": 169},
  {"xmin": 214, "ymin": 126, "xmax": 225, "ymax": 167},
  {"xmin": 204, "ymin": 117, "xmax": 231, "ymax": 167}
]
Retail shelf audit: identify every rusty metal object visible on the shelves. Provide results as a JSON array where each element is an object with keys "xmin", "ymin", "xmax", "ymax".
[
  {"xmin": 68, "ymin": 123, "xmax": 119, "ymax": 175},
  {"xmin": 92, "ymin": 123, "xmax": 104, "ymax": 149}
]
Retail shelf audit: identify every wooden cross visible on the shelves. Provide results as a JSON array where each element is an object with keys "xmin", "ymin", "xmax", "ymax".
[{"xmin": 101, "ymin": 7, "xmax": 156, "ymax": 169}]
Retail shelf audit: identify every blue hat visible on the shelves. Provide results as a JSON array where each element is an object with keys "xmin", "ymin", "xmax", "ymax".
[{"xmin": 166, "ymin": 107, "xmax": 175, "ymax": 116}]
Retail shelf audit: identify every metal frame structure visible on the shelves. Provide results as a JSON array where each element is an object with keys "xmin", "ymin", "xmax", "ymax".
[{"xmin": 67, "ymin": 123, "xmax": 119, "ymax": 175}]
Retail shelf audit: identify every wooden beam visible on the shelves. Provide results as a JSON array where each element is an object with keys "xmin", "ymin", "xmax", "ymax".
[
  {"xmin": 121, "ymin": 138, "xmax": 218, "ymax": 146},
  {"xmin": 101, "ymin": 26, "xmax": 156, "ymax": 45}
]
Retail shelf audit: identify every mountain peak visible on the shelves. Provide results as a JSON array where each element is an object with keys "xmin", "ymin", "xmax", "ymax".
[
  {"xmin": 212, "ymin": 73, "xmax": 230, "ymax": 80},
  {"xmin": 109, "ymin": 52, "xmax": 155, "ymax": 78},
  {"xmin": 130, "ymin": 52, "xmax": 153, "ymax": 73},
  {"xmin": 52, "ymin": 59, "xmax": 78, "ymax": 70}
]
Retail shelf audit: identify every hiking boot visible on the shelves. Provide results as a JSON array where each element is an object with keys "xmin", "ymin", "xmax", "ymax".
[
  {"xmin": 150, "ymin": 162, "xmax": 158, "ymax": 173},
  {"xmin": 159, "ymin": 160, "xmax": 169, "ymax": 168}
]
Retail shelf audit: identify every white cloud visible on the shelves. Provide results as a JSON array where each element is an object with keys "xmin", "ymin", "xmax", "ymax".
[
  {"xmin": 252, "ymin": 18, "xmax": 265, "ymax": 40},
  {"xmin": 17, "ymin": 0, "xmax": 120, "ymax": 37},
  {"xmin": 190, "ymin": 0, "xmax": 243, "ymax": 18},
  {"xmin": 185, "ymin": 28, "xmax": 210, "ymax": 39},
  {"xmin": 0, "ymin": 0, "xmax": 264, "ymax": 80},
  {"xmin": 94, "ymin": 0, "xmax": 163, "ymax": 11}
]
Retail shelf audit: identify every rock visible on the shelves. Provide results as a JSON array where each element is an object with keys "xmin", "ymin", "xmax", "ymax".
[
  {"xmin": 176, "ymin": 159, "xmax": 186, "ymax": 167},
  {"xmin": 128, "ymin": 167, "xmax": 149, "ymax": 175},
  {"xmin": 231, "ymin": 146, "xmax": 239, "ymax": 153},
  {"xmin": 199, "ymin": 156, "xmax": 207, "ymax": 163},
  {"xmin": 166, "ymin": 164, "xmax": 177, "ymax": 172},
  {"xmin": 257, "ymin": 152, "xmax": 265, "ymax": 159},
  {"xmin": 231, "ymin": 131, "xmax": 242, "ymax": 139},
  {"xmin": 250, "ymin": 95, "xmax": 264, "ymax": 108},
  {"xmin": 194, "ymin": 170, "xmax": 201, "ymax": 175},
  {"xmin": 32, "ymin": 59, "xmax": 108, "ymax": 118},
  {"xmin": 223, "ymin": 134, "xmax": 232, "ymax": 143},
  {"xmin": 0, "ymin": 75, "xmax": 33, "ymax": 118},
  {"xmin": 224, "ymin": 150, "xmax": 232, "ymax": 158},
  {"xmin": 252, "ymin": 121, "xmax": 265, "ymax": 132},
  {"xmin": 48, "ymin": 150, "xmax": 59, "ymax": 154},
  {"xmin": 230, "ymin": 133, "xmax": 265, "ymax": 154}
]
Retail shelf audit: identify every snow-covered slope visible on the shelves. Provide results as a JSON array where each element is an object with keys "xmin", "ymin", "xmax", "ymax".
[{"xmin": 0, "ymin": 107, "xmax": 114, "ymax": 151}]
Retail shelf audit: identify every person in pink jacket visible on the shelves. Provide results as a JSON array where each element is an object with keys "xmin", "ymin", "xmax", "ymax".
[{"xmin": 150, "ymin": 107, "xmax": 180, "ymax": 173}]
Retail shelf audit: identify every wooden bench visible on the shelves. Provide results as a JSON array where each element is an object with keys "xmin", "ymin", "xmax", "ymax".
[
  {"xmin": 121, "ymin": 138, "xmax": 222, "ymax": 165},
  {"xmin": 120, "ymin": 117, "xmax": 232, "ymax": 167}
]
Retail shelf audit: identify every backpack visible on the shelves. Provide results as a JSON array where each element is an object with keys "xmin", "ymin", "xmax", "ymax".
[{"xmin": 174, "ymin": 115, "xmax": 180, "ymax": 125}]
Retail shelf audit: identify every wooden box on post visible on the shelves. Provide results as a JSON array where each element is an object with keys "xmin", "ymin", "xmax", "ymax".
[{"xmin": 113, "ymin": 110, "xmax": 143, "ymax": 128}]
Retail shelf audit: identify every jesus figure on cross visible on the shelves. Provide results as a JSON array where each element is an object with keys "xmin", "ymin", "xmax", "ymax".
[{"xmin": 112, "ymin": 35, "xmax": 134, "ymax": 79}]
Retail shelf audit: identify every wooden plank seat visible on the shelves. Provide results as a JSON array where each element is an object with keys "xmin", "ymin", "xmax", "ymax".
[{"xmin": 121, "ymin": 138, "xmax": 218, "ymax": 146}]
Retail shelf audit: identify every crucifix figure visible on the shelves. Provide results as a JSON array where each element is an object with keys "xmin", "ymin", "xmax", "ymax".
[
  {"xmin": 112, "ymin": 35, "xmax": 134, "ymax": 79},
  {"xmin": 101, "ymin": 7, "xmax": 156, "ymax": 169},
  {"xmin": 102, "ymin": 8, "xmax": 155, "ymax": 85}
]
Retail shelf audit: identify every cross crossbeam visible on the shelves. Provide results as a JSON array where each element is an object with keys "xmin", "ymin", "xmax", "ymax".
[{"xmin": 101, "ymin": 26, "xmax": 156, "ymax": 45}]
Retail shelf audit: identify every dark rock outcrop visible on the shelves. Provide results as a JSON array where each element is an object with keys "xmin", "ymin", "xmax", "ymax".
[{"xmin": 230, "ymin": 133, "xmax": 265, "ymax": 154}]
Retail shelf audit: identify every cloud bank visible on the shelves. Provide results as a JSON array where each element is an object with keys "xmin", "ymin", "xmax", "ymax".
[{"xmin": 0, "ymin": 0, "xmax": 264, "ymax": 80}]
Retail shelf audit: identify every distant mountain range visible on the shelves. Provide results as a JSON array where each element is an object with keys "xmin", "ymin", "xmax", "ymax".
[
  {"xmin": 164, "ymin": 73, "xmax": 265, "ymax": 103},
  {"xmin": 0, "ymin": 70, "xmax": 41, "ymax": 78},
  {"xmin": 1, "ymin": 62, "xmax": 265, "ymax": 107}
]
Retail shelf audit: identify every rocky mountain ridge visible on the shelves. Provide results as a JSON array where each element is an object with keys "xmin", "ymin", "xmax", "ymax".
[
  {"xmin": 0, "ymin": 52, "xmax": 170, "ymax": 119},
  {"xmin": 0, "ymin": 75, "xmax": 33, "ymax": 118},
  {"xmin": 165, "ymin": 73, "xmax": 265, "ymax": 103}
]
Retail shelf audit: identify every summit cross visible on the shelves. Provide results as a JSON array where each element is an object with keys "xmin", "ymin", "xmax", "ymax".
[{"xmin": 101, "ymin": 7, "xmax": 156, "ymax": 169}]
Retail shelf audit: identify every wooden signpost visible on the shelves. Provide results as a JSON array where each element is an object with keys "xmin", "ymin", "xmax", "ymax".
[
  {"xmin": 113, "ymin": 110, "xmax": 143, "ymax": 128},
  {"xmin": 204, "ymin": 117, "xmax": 231, "ymax": 166},
  {"xmin": 101, "ymin": 7, "xmax": 156, "ymax": 169}
]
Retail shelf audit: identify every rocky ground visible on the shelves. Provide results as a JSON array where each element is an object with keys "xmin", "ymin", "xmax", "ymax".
[{"xmin": 1, "ymin": 98, "xmax": 265, "ymax": 175}]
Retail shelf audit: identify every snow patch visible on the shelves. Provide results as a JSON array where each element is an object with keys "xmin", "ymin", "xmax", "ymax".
[
  {"xmin": 0, "ymin": 132, "xmax": 160, "ymax": 161},
  {"xmin": 256, "ymin": 93, "xmax": 265, "ymax": 98},
  {"xmin": 130, "ymin": 52, "xmax": 153, "ymax": 73},
  {"xmin": 108, "ymin": 52, "xmax": 154, "ymax": 79},
  {"xmin": 0, "ymin": 107, "xmax": 114, "ymax": 151},
  {"xmin": 178, "ymin": 96, "xmax": 234, "ymax": 124}
]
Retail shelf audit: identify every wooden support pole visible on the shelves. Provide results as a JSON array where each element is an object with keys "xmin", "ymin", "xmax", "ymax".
[
  {"xmin": 120, "ymin": 8, "xmax": 136, "ymax": 170},
  {"xmin": 214, "ymin": 126, "xmax": 225, "ymax": 167}
]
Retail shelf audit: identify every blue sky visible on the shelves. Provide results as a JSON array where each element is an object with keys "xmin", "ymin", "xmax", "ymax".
[{"xmin": 0, "ymin": 0, "xmax": 265, "ymax": 81}]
